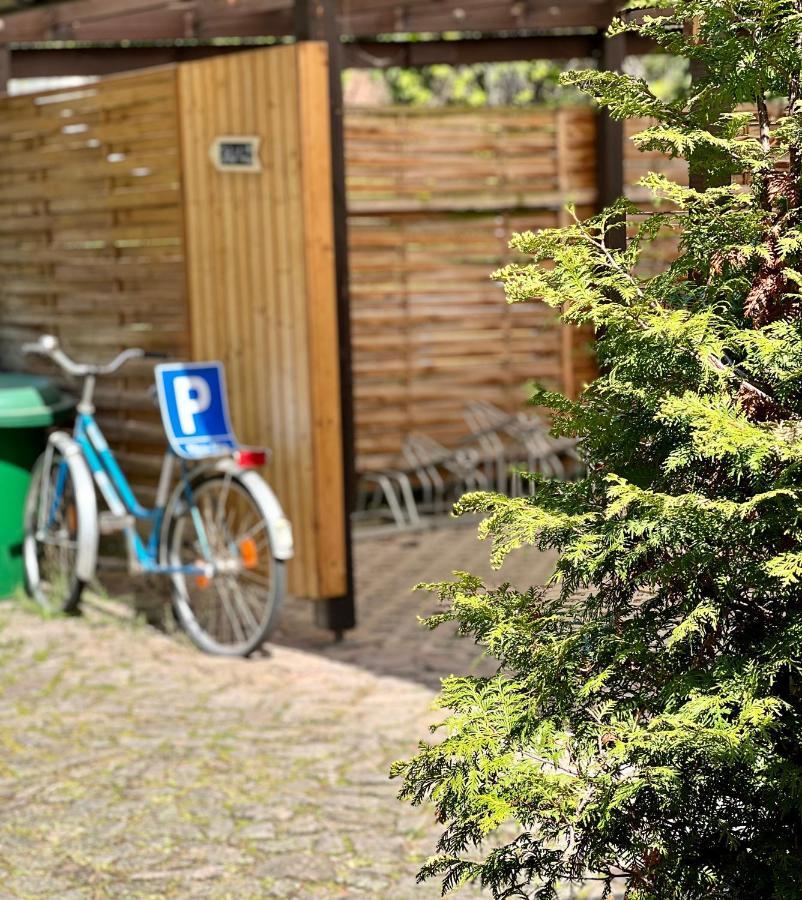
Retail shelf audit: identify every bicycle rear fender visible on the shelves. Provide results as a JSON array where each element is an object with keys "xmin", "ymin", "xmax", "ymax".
[
  {"xmin": 213, "ymin": 460, "xmax": 294, "ymax": 562},
  {"xmin": 47, "ymin": 431, "xmax": 99, "ymax": 583}
]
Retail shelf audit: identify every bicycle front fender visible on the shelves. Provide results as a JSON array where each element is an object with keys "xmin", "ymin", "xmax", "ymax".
[
  {"xmin": 212, "ymin": 460, "xmax": 295, "ymax": 561},
  {"xmin": 47, "ymin": 431, "xmax": 99, "ymax": 583}
]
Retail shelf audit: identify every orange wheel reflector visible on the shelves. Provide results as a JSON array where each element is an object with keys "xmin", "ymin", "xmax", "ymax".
[
  {"xmin": 195, "ymin": 562, "xmax": 211, "ymax": 589},
  {"xmin": 67, "ymin": 505, "xmax": 77, "ymax": 533},
  {"xmin": 239, "ymin": 537, "xmax": 259, "ymax": 570}
]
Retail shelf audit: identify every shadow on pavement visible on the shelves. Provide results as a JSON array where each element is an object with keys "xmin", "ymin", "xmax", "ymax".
[{"xmin": 273, "ymin": 519, "xmax": 556, "ymax": 690}]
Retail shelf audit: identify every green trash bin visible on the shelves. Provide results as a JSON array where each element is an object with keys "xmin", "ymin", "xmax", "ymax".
[{"xmin": 0, "ymin": 374, "xmax": 75, "ymax": 597}]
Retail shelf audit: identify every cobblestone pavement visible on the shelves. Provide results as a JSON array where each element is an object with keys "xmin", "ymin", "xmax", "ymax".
[
  {"xmin": 276, "ymin": 520, "xmax": 555, "ymax": 689},
  {"xmin": 0, "ymin": 521, "xmax": 598, "ymax": 899}
]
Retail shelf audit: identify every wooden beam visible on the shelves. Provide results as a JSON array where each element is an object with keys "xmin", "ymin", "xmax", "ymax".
[
  {"xmin": 556, "ymin": 108, "xmax": 577, "ymax": 400},
  {"xmin": 0, "ymin": 1, "xmax": 293, "ymax": 42},
  {"xmin": 345, "ymin": 34, "xmax": 599, "ymax": 67},
  {"xmin": 295, "ymin": 0, "xmax": 355, "ymax": 636},
  {"xmin": 3, "ymin": 31, "xmax": 661, "ymax": 80},
  {"xmin": 0, "ymin": 43, "xmax": 9, "ymax": 90},
  {"xmin": 339, "ymin": 0, "xmax": 623, "ymax": 34},
  {"xmin": 686, "ymin": 18, "xmax": 707, "ymax": 192},
  {"xmin": 684, "ymin": 17, "xmax": 729, "ymax": 191},
  {"xmin": 0, "ymin": 0, "xmax": 629, "ymax": 43},
  {"xmin": 6, "ymin": 41, "xmax": 291, "ymax": 77},
  {"xmin": 596, "ymin": 28, "xmax": 626, "ymax": 249},
  {"xmin": 344, "ymin": 32, "xmax": 658, "ymax": 67}
]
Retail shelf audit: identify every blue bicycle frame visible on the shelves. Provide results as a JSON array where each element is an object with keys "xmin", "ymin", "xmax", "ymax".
[{"xmin": 65, "ymin": 411, "xmax": 212, "ymax": 577}]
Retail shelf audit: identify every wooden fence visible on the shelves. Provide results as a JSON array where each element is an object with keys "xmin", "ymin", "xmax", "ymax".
[
  {"xmin": 0, "ymin": 45, "xmax": 346, "ymax": 602},
  {"xmin": 0, "ymin": 65, "xmax": 188, "ymax": 469},
  {"xmin": 0, "ymin": 61, "xmax": 693, "ymax": 596},
  {"xmin": 624, "ymin": 116, "xmax": 686, "ymax": 276},
  {"xmin": 346, "ymin": 106, "xmax": 598, "ymax": 472},
  {"xmin": 624, "ymin": 106, "xmax": 785, "ymax": 276}
]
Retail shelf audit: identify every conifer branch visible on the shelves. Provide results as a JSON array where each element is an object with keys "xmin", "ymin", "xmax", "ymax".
[
  {"xmin": 398, "ymin": 3, "xmax": 802, "ymax": 896},
  {"xmin": 568, "ymin": 205, "xmax": 784, "ymax": 410}
]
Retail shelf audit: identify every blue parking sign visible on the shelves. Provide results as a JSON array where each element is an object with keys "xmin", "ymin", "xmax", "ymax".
[{"xmin": 155, "ymin": 362, "xmax": 238, "ymax": 459}]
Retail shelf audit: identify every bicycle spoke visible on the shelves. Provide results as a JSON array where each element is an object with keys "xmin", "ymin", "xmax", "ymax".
[
  {"xmin": 236, "ymin": 570, "xmax": 272, "ymax": 590},
  {"xmin": 168, "ymin": 472, "xmax": 283, "ymax": 654},
  {"xmin": 236, "ymin": 519, "xmax": 268, "ymax": 545},
  {"xmin": 226, "ymin": 579, "xmax": 261, "ymax": 634},
  {"xmin": 241, "ymin": 583, "xmax": 268, "ymax": 625},
  {"xmin": 35, "ymin": 535, "xmax": 78, "ymax": 549},
  {"xmin": 217, "ymin": 580, "xmax": 248, "ymax": 643},
  {"xmin": 27, "ymin": 449, "xmax": 82, "ymax": 613},
  {"xmin": 198, "ymin": 585, "xmax": 218, "ymax": 635},
  {"xmin": 215, "ymin": 471, "xmax": 233, "ymax": 535}
]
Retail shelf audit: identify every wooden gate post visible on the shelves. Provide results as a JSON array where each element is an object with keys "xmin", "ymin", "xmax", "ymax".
[
  {"xmin": 294, "ymin": 0, "xmax": 356, "ymax": 636},
  {"xmin": 0, "ymin": 46, "xmax": 11, "ymax": 92},
  {"xmin": 595, "ymin": 29, "xmax": 626, "ymax": 249}
]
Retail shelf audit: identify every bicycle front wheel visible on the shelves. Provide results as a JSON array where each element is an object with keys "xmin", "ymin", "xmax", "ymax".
[
  {"xmin": 165, "ymin": 471, "xmax": 286, "ymax": 657},
  {"xmin": 23, "ymin": 446, "xmax": 87, "ymax": 614}
]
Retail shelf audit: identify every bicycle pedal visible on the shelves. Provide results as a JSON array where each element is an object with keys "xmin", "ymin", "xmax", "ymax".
[{"xmin": 99, "ymin": 513, "xmax": 136, "ymax": 534}]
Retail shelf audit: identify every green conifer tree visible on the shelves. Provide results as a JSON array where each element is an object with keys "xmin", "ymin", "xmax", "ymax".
[{"xmin": 392, "ymin": 2, "xmax": 802, "ymax": 897}]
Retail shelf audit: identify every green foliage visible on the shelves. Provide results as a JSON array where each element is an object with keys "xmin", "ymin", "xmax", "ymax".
[
  {"xmin": 354, "ymin": 52, "xmax": 689, "ymax": 110},
  {"xmin": 376, "ymin": 56, "xmax": 690, "ymax": 110},
  {"xmin": 380, "ymin": 60, "xmax": 590, "ymax": 107},
  {"xmin": 393, "ymin": 2, "xmax": 802, "ymax": 897}
]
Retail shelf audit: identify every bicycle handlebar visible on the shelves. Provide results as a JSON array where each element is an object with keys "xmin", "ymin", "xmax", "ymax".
[{"xmin": 22, "ymin": 334, "xmax": 148, "ymax": 377}]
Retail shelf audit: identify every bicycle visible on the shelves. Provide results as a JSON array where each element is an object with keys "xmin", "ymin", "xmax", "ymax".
[{"xmin": 20, "ymin": 334, "xmax": 294, "ymax": 657}]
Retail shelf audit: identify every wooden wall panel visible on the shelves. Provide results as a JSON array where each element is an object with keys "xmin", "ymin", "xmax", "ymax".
[
  {"xmin": 178, "ymin": 45, "xmax": 346, "ymax": 600},
  {"xmin": 624, "ymin": 108, "xmax": 783, "ymax": 276},
  {"xmin": 345, "ymin": 105, "xmax": 598, "ymax": 472},
  {"xmin": 624, "ymin": 116, "xmax": 685, "ymax": 277},
  {"xmin": 347, "ymin": 106, "xmax": 597, "ymax": 214},
  {"xmin": 0, "ymin": 66, "xmax": 189, "ymax": 489}
]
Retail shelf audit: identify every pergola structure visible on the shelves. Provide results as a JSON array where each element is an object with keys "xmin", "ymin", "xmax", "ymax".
[
  {"xmin": 0, "ymin": 0, "xmax": 647, "ymax": 632},
  {"xmin": 0, "ymin": 1, "xmax": 659, "ymax": 88},
  {"xmin": 0, "ymin": 1, "xmax": 632, "ymax": 43}
]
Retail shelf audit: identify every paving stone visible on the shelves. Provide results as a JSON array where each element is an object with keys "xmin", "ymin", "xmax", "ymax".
[{"xmin": 0, "ymin": 524, "xmax": 618, "ymax": 898}]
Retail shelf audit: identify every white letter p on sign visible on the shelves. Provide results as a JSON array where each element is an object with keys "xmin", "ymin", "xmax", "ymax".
[{"xmin": 174, "ymin": 375, "xmax": 212, "ymax": 435}]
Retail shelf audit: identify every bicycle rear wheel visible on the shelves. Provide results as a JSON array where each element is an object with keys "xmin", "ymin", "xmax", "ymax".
[
  {"xmin": 23, "ymin": 447, "xmax": 86, "ymax": 614},
  {"xmin": 164, "ymin": 470, "xmax": 285, "ymax": 657}
]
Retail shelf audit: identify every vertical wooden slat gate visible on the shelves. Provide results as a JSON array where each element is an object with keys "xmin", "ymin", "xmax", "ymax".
[{"xmin": 178, "ymin": 45, "xmax": 346, "ymax": 601}]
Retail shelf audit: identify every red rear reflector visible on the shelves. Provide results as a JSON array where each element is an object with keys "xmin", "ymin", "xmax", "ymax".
[{"xmin": 235, "ymin": 448, "xmax": 267, "ymax": 468}]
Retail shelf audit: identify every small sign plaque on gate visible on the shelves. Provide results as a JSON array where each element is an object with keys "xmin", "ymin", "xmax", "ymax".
[{"xmin": 210, "ymin": 135, "xmax": 262, "ymax": 173}]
